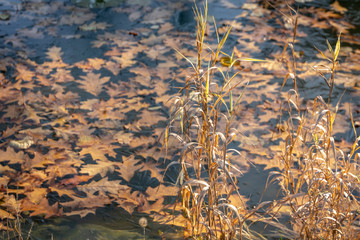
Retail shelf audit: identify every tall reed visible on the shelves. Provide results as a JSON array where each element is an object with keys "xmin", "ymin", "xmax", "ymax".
[
  {"xmin": 164, "ymin": 1, "xmax": 266, "ymax": 239},
  {"xmin": 274, "ymin": 6, "xmax": 360, "ymax": 239}
]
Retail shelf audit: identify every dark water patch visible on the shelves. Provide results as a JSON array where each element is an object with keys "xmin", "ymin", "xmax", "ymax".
[
  {"xmin": 58, "ymin": 38, "xmax": 104, "ymax": 64},
  {"xmin": 238, "ymin": 164, "xmax": 282, "ymax": 205},
  {"xmin": 27, "ymin": 206, "xmax": 181, "ymax": 239},
  {"xmin": 128, "ymin": 170, "xmax": 160, "ymax": 192},
  {"xmin": 71, "ymin": 0, "xmax": 126, "ymax": 8},
  {"xmin": 96, "ymin": 6, "xmax": 133, "ymax": 29}
]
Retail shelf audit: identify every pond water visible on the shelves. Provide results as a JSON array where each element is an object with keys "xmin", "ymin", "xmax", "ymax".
[{"xmin": 0, "ymin": 0, "xmax": 359, "ymax": 239}]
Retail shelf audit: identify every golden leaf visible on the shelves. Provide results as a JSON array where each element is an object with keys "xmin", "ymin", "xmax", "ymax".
[
  {"xmin": 79, "ymin": 161, "xmax": 115, "ymax": 177},
  {"xmin": 0, "ymin": 146, "xmax": 27, "ymax": 164},
  {"xmin": 26, "ymin": 188, "xmax": 47, "ymax": 204},
  {"xmin": 115, "ymin": 156, "xmax": 142, "ymax": 182},
  {"xmin": 331, "ymin": 1, "xmax": 347, "ymax": 14},
  {"xmin": 0, "ymin": 209, "xmax": 15, "ymax": 220},
  {"xmin": 21, "ymin": 198, "xmax": 62, "ymax": 218}
]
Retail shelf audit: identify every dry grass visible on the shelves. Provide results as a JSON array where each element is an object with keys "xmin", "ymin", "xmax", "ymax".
[
  {"xmin": 163, "ymin": 1, "xmax": 271, "ymax": 239},
  {"xmin": 164, "ymin": 2, "xmax": 360, "ymax": 239},
  {"xmin": 271, "ymin": 5, "xmax": 360, "ymax": 240},
  {"xmin": 275, "ymin": 92, "xmax": 360, "ymax": 239},
  {"xmin": 0, "ymin": 193, "xmax": 33, "ymax": 240}
]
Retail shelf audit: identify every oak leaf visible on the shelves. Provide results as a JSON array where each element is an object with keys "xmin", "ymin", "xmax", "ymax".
[
  {"xmin": 46, "ymin": 46, "xmax": 63, "ymax": 62},
  {"xmin": 18, "ymin": 26, "xmax": 44, "ymax": 39},
  {"xmin": 78, "ymin": 72, "xmax": 110, "ymax": 96},
  {"xmin": 45, "ymin": 164, "xmax": 78, "ymax": 178},
  {"xmin": 26, "ymin": 188, "xmax": 47, "ymax": 204},
  {"xmin": 142, "ymin": 7, "xmax": 171, "ymax": 24},
  {"xmin": 0, "ymin": 146, "xmax": 27, "ymax": 164},
  {"xmin": 49, "ymin": 187, "xmax": 77, "ymax": 198},
  {"xmin": 61, "ymin": 193, "xmax": 111, "ymax": 217},
  {"xmin": 58, "ymin": 175, "xmax": 93, "ymax": 187},
  {"xmin": 75, "ymin": 58, "xmax": 105, "ymax": 71},
  {"xmin": 114, "ymin": 156, "xmax": 142, "ymax": 182},
  {"xmin": 103, "ymin": 60, "xmax": 121, "ymax": 75},
  {"xmin": 21, "ymin": 198, "xmax": 62, "ymax": 218},
  {"xmin": 145, "ymin": 185, "xmax": 178, "ymax": 202},
  {"xmin": 331, "ymin": 1, "xmax": 347, "ymax": 14},
  {"xmin": 77, "ymin": 177, "xmax": 122, "ymax": 195},
  {"xmin": 15, "ymin": 64, "xmax": 35, "ymax": 82},
  {"xmin": 0, "ymin": 209, "xmax": 15, "ymax": 220},
  {"xmin": 79, "ymin": 161, "xmax": 115, "ymax": 177},
  {"xmin": 23, "ymin": 105, "xmax": 45, "ymax": 124},
  {"xmin": 64, "ymin": 209, "xmax": 96, "ymax": 218},
  {"xmin": 110, "ymin": 188, "xmax": 141, "ymax": 214},
  {"xmin": 111, "ymin": 53, "xmax": 136, "ymax": 68},
  {"xmin": 2, "ymin": 195, "xmax": 21, "ymax": 214},
  {"xmin": 50, "ymin": 68, "xmax": 74, "ymax": 83}
]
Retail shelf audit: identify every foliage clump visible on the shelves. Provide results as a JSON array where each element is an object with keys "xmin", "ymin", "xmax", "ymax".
[
  {"xmin": 164, "ymin": 2, "xmax": 269, "ymax": 239},
  {"xmin": 165, "ymin": 1, "xmax": 360, "ymax": 239}
]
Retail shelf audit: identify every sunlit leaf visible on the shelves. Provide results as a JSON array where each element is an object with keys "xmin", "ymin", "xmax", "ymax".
[
  {"xmin": 79, "ymin": 161, "xmax": 115, "ymax": 177},
  {"xmin": 334, "ymin": 33, "xmax": 341, "ymax": 62},
  {"xmin": 0, "ymin": 209, "xmax": 15, "ymax": 220},
  {"xmin": 21, "ymin": 198, "xmax": 62, "ymax": 218},
  {"xmin": 331, "ymin": 0, "xmax": 347, "ymax": 14},
  {"xmin": 0, "ymin": 146, "xmax": 27, "ymax": 164},
  {"xmin": 326, "ymin": 39, "xmax": 334, "ymax": 57}
]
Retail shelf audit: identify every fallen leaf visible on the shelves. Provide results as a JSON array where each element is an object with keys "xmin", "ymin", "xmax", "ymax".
[
  {"xmin": 9, "ymin": 136, "xmax": 34, "ymax": 149},
  {"xmin": 79, "ymin": 161, "xmax": 115, "ymax": 177},
  {"xmin": 331, "ymin": 1, "xmax": 347, "ymax": 14},
  {"xmin": 21, "ymin": 198, "xmax": 62, "ymax": 218},
  {"xmin": 0, "ymin": 147, "xmax": 27, "ymax": 164},
  {"xmin": 77, "ymin": 177, "xmax": 121, "ymax": 195},
  {"xmin": 78, "ymin": 72, "xmax": 110, "ymax": 96},
  {"xmin": 0, "ymin": 209, "xmax": 15, "ymax": 220},
  {"xmin": 0, "ymin": 11, "xmax": 10, "ymax": 21},
  {"xmin": 61, "ymin": 193, "xmax": 111, "ymax": 216},
  {"xmin": 26, "ymin": 188, "xmax": 47, "ymax": 204},
  {"xmin": 15, "ymin": 64, "xmax": 35, "ymax": 82},
  {"xmin": 58, "ymin": 175, "xmax": 93, "ymax": 187},
  {"xmin": 115, "ymin": 156, "xmax": 142, "ymax": 182},
  {"xmin": 103, "ymin": 60, "xmax": 121, "ymax": 75},
  {"xmin": 46, "ymin": 46, "xmax": 63, "ymax": 62},
  {"xmin": 64, "ymin": 209, "xmax": 96, "ymax": 218},
  {"xmin": 146, "ymin": 185, "xmax": 178, "ymax": 202},
  {"xmin": 80, "ymin": 21, "xmax": 110, "ymax": 31}
]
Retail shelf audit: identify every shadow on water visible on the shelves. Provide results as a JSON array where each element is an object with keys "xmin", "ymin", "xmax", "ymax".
[{"xmin": 238, "ymin": 164, "xmax": 281, "ymax": 207}]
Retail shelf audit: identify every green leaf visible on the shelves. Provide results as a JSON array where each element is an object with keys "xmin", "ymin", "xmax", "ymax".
[
  {"xmin": 314, "ymin": 45, "xmax": 331, "ymax": 62},
  {"xmin": 205, "ymin": 65, "xmax": 210, "ymax": 103},
  {"xmin": 237, "ymin": 57, "xmax": 267, "ymax": 62},
  {"xmin": 334, "ymin": 33, "xmax": 341, "ymax": 62},
  {"xmin": 229, "ymin": 91, "xmax": 233, "ymax": 113},
  {"xmin": 326, "ymin": 39, "xmax": 334, "ymax": 57}
]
